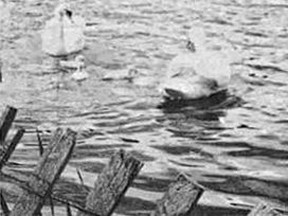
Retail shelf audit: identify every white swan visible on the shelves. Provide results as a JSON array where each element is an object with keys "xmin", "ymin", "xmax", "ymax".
[
  {"xmin": 71, "ymin": 55, "xmax": 89, "ymax": 81},
  {"xmin": 41, "ymin": 3, "xmax": 85, "ymax": 58},
  {"xmin": 160, "ymin": 28, "xmax": 231, "ymax": 100}
]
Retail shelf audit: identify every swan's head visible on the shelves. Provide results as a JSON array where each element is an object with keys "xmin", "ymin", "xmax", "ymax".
[
  {"xmin": 187, "ymin": 28, "xmax": 207, "ymax": 52},
  {"xmin": 186, "ymin": 40, "xmax": 196, "ymax": 52},
  {"xmin": 54, "ymin": 3, "xmax": 73, "ymax": 20}
]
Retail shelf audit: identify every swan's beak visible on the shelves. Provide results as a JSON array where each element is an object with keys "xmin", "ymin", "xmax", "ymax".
[{"xmin": 65, "ymin": 9, "xmax": 73, "ymax": 22}]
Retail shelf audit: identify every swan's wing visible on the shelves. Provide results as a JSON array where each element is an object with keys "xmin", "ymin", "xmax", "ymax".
[
  {"xmin": 64, "ymin": 16, "xmax": 85, "ymax": 53},
  {"xmin": 166, "ymin": 51, "xmax": 231, "ymax": 86},
  {"xmin": 162, "ymin": 76, "xmax": 218, "ymax": 99},
  {"xmin": 41, "ymin": 19, "xmax": 65, "ymax": 55},
  {"xmin": 64, "ymin": 27, "xmax": 85, "ymax": 53},
  {"xmin": 167, "ymin": 53, "xmax": 197, "ymax": 78},
  {"xmin": 194, "ymin": 51, "xmax": 231, "ymax": 88}
]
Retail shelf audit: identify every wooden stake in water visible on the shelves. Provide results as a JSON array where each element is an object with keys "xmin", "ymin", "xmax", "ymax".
[
  {"xmin": 0, "ymin": 106, "xmax": 22, "ymax": 171},
  {"xmin": 0, "ymin": 60, "xmax": 2, "ymax": 83},
  {"xmin": 0, "ymin": 106, "xmax": 17, "ymax": 145},
  {"xmin": 154, "ymin": 174, "xmax": 204, "ymax": 216},
  {"xmin": 0, "ymin": 190, "xmax": 10, "ymax": 216},
  {"xmin": 10, "ymin": 128, "xmax": 77, "ymax": 216},
  {"xmin": 0, "ymin": 128, "xmax": 24, "ymax": 170},
  {"xmin": 66, "ymin": 204, "xmax": 73, "ymax": 216},
  {"xmin": 77, "ymin": 149, "xmax": 143, "ymax": 216}
]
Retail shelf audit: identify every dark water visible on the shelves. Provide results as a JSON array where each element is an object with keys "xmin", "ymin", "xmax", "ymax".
[{"xmin": 1, "ymin": 0, "xmax": 288, "ymax": 215}]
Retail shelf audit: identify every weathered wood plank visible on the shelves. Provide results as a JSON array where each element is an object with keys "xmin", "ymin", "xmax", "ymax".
[
  {"xmin": 0, "ymin": 106, "xmax": 17, "ymax": 144},
  {"xmin": 78, "ymin": 149, "xmax": 144, "ymax": 216},
  {"xmin": 154, "ymin": 174, "xmax": 204, "ymax": 216},
  {"xmin": 248, "ymin": 203, "xmax": 286, "ymax": 216},
  {"xmin": 0, "ymin": 190, "xmax": 10, "ymax": 216},
  {"xmin": 0, "ymin": 60, "xmax": 2, "ymax": 83},
  {"xmin": 10, "ymin": 128, "xmax": 76, "ymax": 216},
  {"xmin": 66, "ymin": 204, "xmax": 73, "ymax": 216},
  {"xmin": 0, "ymin": 169, "xmax": 92, "ymax": 215},
  {"xmin": 0, "ymin": 129, "xmax": 25, "ymax": 170}
]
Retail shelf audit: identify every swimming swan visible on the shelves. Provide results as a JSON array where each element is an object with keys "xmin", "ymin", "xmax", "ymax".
[
  {"xmin": 71, "ymin": 55, "xmax": 89, "ymax": 81},
  {"xmin": 160, "ymin": 28, "xmax": 231, "ymax": 100},
  {"xmin": 41, "ymin": 3, "xmax": 85, "ymax": 58}
]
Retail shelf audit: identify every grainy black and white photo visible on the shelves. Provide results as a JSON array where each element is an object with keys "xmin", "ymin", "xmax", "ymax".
[{"xmin": 1, "ymin": 0, "xmax": 288, "ymax": 215}]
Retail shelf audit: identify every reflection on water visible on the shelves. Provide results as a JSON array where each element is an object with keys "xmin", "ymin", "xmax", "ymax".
[{"xmin": 1, "ymin": 0, "xmax": 288, "ymax": 215}]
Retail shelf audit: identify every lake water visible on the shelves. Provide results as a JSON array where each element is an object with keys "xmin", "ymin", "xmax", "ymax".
[{"xmin": 1, "ymin": 0, "xmax": 288, "ymax": 215}]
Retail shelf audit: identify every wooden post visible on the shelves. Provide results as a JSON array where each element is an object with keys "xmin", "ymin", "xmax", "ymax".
[
  {"xmin": 154, "ymin": 174, "xmax": 204, "ymax": 216},
  {"xmin": 0, "ymin": 106, "xmax": 17, "ymax": 144},
  {"xmin": 0, "ymin": 60, "xmax": 2, "ymax": 83},
  {"xmin": 248, "ymin": 203, "xmax": 281, "ymax": 216},
  {"xmin": 0, "ymin": 128, "xmax": 25, "ymax": 170},
  {"xmin": 0, "ymin": 106, "xmax": 22, "ymax": 171},
  {"xmin": 0, "ymin": 190, "xmax": 10, "ymax": 216},
  {"xmin": 10, "ymin": 128, "xmax": 76, "ymax": 216},
  {"xmin": 78, "ymin": 149, "xmax": 144, "ymax": 216}
]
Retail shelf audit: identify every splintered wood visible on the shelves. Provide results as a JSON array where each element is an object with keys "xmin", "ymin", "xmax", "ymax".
[
  {"xmin": 0, "ymin": 106, "xmax": 23, "ymax": 170},
  {"xmin": 0, "ymin": 106, "xmax": 17, "ymax": 144},
  {"xmin": 0, "ymin": 60, "xmax": 2, "ymax": 83},
  {"xmin": 10, "ymin": 128, "xmax": 77, "ymax": 216},
  {"xmin": 0, "ymin": 106, "xmax": 24, "ymax": 215},
  {"xmin": 154, "ymin": 174, "xmax": 204, "ymax": 216},
  {"xmin": 78, "ymin": 149, "xmax": 143, "ymax": 216},
  {"xmin": 0, "ymin": 190, "xmax": 10, "ymax": 216},
  {"xmin": 0, "ymin": 129, "xmax": 24, "ymax": 170}
]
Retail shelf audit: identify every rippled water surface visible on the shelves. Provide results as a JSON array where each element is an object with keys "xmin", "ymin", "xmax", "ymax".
[{"xmin": 1, "ymin": 0, "xmax": 288, "ymax": 215}]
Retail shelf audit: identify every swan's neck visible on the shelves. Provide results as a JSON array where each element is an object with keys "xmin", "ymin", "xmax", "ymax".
[{"xmin": 58, "ymin": 15, "xmax": 66, "ymax": 54}]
